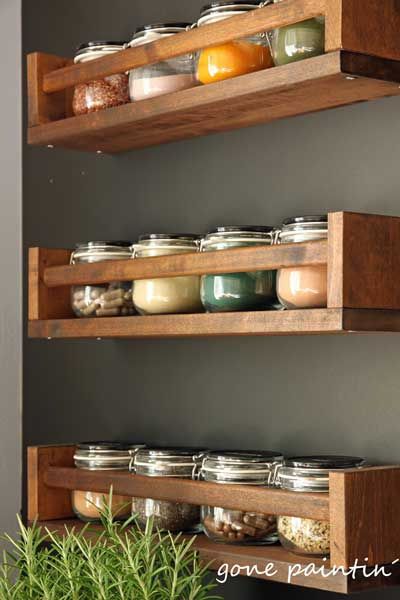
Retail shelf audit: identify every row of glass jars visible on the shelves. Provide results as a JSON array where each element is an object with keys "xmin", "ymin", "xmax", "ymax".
[
  {"xmin": 72, "ymin": 442, "xmax": 365, "ymax": 557},
  {"xmin": 70, "ymin": 216, "xmax": 328, "ymax": 318},
  {"xmin": 72, "ymin": 1, "xmax": 325, "ymax": 115}
]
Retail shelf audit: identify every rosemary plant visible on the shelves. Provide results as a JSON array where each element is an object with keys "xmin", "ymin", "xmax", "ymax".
[{"xmin": 0, "ymin": 496, "xmax": 222, "ymax": 600}]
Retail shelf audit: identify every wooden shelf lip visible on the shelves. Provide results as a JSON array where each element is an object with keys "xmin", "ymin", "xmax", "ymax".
[
  {"xmin": 44, "ymin": 466, "xmax": 329, "ymax": 520},
  {"xmin": 35, "ymin": 520, "xmax": 400, "ymax": 594},
  {"xmin": 42, "ymin": 0, "xmax": 326, "ymax": 93},
  {"xmin": 27, "ymin": 309, "xmax": 400, "ymax": 339},
  {"xmin": 27, "ymin": 52, "xmax": 400, "ymax": 154},
  {"xmin": 43, "ymin": 240, "xmax": 327, "ymax": 287}
]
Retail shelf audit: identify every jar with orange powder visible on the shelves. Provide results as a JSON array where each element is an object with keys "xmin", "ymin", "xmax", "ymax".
[{"xmin": 196, "ymin": 1, "xmax": 274, "ymax": 85}]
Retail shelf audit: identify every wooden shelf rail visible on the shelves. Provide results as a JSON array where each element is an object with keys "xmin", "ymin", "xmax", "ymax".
[
  {"xmin": 27, "ymin": 0, "xmax": 400, "ymax": 152},
  {"xmin": 28, "ymin": 445, "xmax": 400, "ymax": 594}
]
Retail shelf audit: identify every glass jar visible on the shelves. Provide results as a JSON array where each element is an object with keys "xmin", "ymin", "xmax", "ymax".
[
  {"xmin": 196, "ymin": 1, "xmax": 274, "ymax": 85},
  {"xmin": 71, "ymin": 241, "xmax": 135, "ymax": 318},
  {"xmin": 201, "ymin": 451, "xmax": 283, "ymax": 544},
  {"xmin": 128, "ymin": 24, "xmax": 197, "ymax": 101},
  {"xmin": 131, "ymin": 447, "xmax": 207, "ymax": 532},
  {"xmin": 72, "ymin": 442, "xmax": 145, "ymax": 522},
  {"xmin": 277, "ymin": 455, "xmax": 366, "ymax": 556},
  {"xmin": 132, "ymin": 234, "xmax": 203, "ymax": 315},
  {"xmin": 270, "ymin": 0, "xmax": 325, "ymax": 66},
  {"xmin": 200, "ymin": 227, "xmax": 278, "ymax": 312},
  {"xmin": 72, "ymin": 42, "xmax": 130, "ymax": 116},
  {"xmin": 277, "ymin": 216, "xmax": 328, "ymax": 309}
]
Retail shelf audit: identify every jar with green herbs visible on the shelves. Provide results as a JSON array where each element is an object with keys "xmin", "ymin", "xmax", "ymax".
[
  {"xmin": 71, "ymin": 241, "xmax": 135, "ymax": 318},
  {"xmin": 277, "ymin": 456, "xmax": 366, "ymax": 556},
  {"xmin": 200, "ymin": 227, "xmax": 278, "ymax": 312},
  {"xmin": 270, "ymin": 0, "xmax": 325, "ymax": 66},
  {"xmin": 131, "ymin": 447, "xmax": 207, "ymax": 532},
  {"xmin": 201, "ymin": 451, "xmax": 284, "ymax": 545}
]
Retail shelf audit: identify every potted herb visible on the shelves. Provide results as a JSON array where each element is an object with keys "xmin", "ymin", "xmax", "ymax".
[{"xmin": 0, "ymin": 498, "xmax": 222, "ymax": 599}]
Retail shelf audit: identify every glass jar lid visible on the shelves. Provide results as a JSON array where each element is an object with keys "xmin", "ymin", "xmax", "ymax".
[
  {"xmin": 74, "ymin": 441, "xmax": 145, "ymax": 470},
  {"xmin": 278, "ymin": 455, "xmax": 366, "ymax": 492},
  {"xmin": 201, "ymin": 450, "xmax": 284, "ymax": 485},
  {"xmin": 279, "ymin": 215, "xmax": 328, "ymax": 244},
  {"xmin": 129, "ymin": 23, "xmax": 191, "ymax": 47},
  {"xmin": 135, "ymin": 234, "xmax": 200, "ymax": 256},
  {"xmin": 74, "ymin": 41, "xmax": 127, "ymax": 63},
  {"xmin": 133, "ymin": 447, "xmax": 208, "ymax": 478},
  {"xmin": 71, "ymin": 241, "xmax": 133, "ymax": 264},
  {"xmin": 198, "ymin": 1, "xmax": 268, "ymax": 26},
  {"xmin": 201, "ymin": 226, "xmax": 275, "ymax": 251}
]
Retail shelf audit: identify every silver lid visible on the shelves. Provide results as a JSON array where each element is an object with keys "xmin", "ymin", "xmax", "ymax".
[
  {"xmin": 74, "ymin": 442, "xmax": 145, "ymax": 471},
  {"xmin": 201, "ymin": 451, "xmax": 283, "ymax": 485},
  {"xmin": 133, "ymin": 447, "xmax": 208, "ymax": 478}
]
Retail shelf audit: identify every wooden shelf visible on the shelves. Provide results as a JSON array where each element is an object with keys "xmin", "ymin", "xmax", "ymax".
[
  {"xmin": 28, "ymin": 446, "xmax": 400, "ymax": 594},
  {"xmin": 26, "ymin": 0, "xmax": 400, "ymax": 154}
]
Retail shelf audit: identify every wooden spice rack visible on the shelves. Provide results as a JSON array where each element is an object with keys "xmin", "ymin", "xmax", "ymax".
[
  {"xmin": 28, "ymin": 445, "xmax": 400, "ymax": 594},
  {"xmin": 28, "ymin": 212, "xmax": 400, "ymax": 339},
  {"xmin": 27, "ymin": 0, "xmax": 400, "ymax": 154}
]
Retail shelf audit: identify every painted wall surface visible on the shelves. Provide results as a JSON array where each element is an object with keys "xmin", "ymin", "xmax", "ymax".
[
  {"xmin": 0, "ymin": 0, "xmax": 22, "ymax": 540},
  {"xmin": 23, "ymin": 1, "xmax": 400, "ymax": 598}
]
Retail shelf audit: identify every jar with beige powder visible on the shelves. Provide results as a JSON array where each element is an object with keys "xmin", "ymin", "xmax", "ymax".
[
  {"xmin": 277, "ymin": 216, "xmax": 328, "ymax": 309},
  {"xmin": 72, "ymin": 442, "xmax": 145, "ymax": 522},
  {"xmin": 132, "ymin": 234, "xmax": 203, "ymax": 315}
]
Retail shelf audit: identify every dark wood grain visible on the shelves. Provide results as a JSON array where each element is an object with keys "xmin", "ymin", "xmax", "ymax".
[
  {"xmin": 330, "ymin": 466, "xmax": 400, "ymax": 568},
  {"xmin": 27, "ymin": 53, "xmax": 73, "ymax": 127},
  {"xmin": 28, "ymin": 446, "xmax": 75, "ymax": 522},
  {"xmin": 28, "ymin": 248, "xmax": 73, "ymax": 320},
  {"xmin": 44, "ymin": 466, "xmax": 329, "ymax": 521},
  {"xmin": 42, "ymin": 0, "xmax": 327, "ymax": 93},
  {"xmin": 44, "ymin": 240, "xmax": 327, "ymax": 287},
  {"xmin": 28, "ymin": 52, "xmax": 400, "ymax": 154}
]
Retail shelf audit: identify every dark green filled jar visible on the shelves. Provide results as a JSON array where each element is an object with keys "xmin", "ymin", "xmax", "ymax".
[
  {"xmin": 200, "ymin": 227, "xmax": 278, "ymax": 313},
  {"xmin": 270, "ymin": 0, "xmax": 325, "ymax": 66}
]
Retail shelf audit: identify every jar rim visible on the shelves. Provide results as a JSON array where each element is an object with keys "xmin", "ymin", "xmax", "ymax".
[
  {"xmin": 134, "ymin": 22, "xmax": 191, "ymax": 35},
  {"xmin": 206, "ymin": 226, "xmax": 274, "ymax": 235},
  {"xmin": 75, "ymin": 241, "xmax": 133, "ymax": 249},
  {"xmin": 201, "ymin": 1, "xmax": 264, "ymax": 16},
  {"xmin": 76, "ymin": 41, "xmax": 127, "ymax": 53},
  {"xmin": 278, "ymin": 456, "xmax": 366, "ymax": 492},
  {"xmin": 139, "ymin": 233, "xmax": 201, "ymax": 242},
  {"xmin": 284, "ymin": 455, "xmax": 365, "ymax": 469},
  {"xmin": 76, "ymin": 441, "xmax": 145, "ymax": 452},
  {"xmin": 136, "ymin": 446, "xmax": 208, "ymax": 459},
  {"xmin": 204, "ymin": 450, "xmax": 283, "ymax": 463},
  {"xmin": 282, "ymin": 215, "xmax": 328, "ymax": 227}
]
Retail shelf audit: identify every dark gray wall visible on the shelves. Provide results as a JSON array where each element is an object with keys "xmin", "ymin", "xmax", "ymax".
[
  {"xmin": 1, "ymin": 0, "xmax": 22, "ymax": 540},
  {"xmin": 23, "ymin": 1, "xmax": 400, "ymax": 598}
]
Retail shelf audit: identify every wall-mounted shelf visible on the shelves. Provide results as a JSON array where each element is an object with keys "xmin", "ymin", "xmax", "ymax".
[
  {"xmin": 28, "ymin": 212, "xmax": 400, "ymax": 339},
  {"xmin": 28, "ymin": 445, "xmax": 400, "ymax": 594},
  {"xmin": 27, "ymin": 0, "xmax": 400, "ymax": 154}
]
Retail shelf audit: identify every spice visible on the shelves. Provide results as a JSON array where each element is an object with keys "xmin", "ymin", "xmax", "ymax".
[
  {"xmin": 130, "ymin": 73, "xmax": 197, "ymax": 101},
  {"xmin": 197, "ymin": 41, "xmax": 273, "ymax": 84},
  {"xmin": 203, "ymin": 509, "xmax": 277, "ymax": 543},
  {"xmin": 278, "ymin": 516, "xmax": 330, "ymax": 555},
  {"xmin": 72, "ymin": 42, "xmax": 130, "ymax": 116},
  {"xmin": 72, "ymin": 283, "xmax": 135, "ymax": 318},
  {"xmin": 132, "ymin": 498, "xmax": 200, "ymax": 532},
  {"xmin": 271, "ymin": 17, "xmax": 325, "ymax": 66},
  {"xmin": 72, "ymin": 490, "xmax": 132, "ymax": 522}
]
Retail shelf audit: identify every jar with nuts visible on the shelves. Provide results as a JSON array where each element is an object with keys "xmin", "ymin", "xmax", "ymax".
[
  {"xmin": 70, "ymin": 241, "xmax": 136, "ymax": 318},
  {"xmin": 200, "ymin": 451, "xmax": 283, "ymax": 545},
  {"xmin": 277, "ymin": 455, "xmax": 366, "ymax": 556},
  {"xmin": 72, "ymin": 41, "xmax": 130, "ymax": 116}
]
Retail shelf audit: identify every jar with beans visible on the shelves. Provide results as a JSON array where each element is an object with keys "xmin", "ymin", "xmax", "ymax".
[
  {"xmin": 132, "ymin": 234, "xmax": 203, "ymax": 315},
  {"xmin": 200, "ymin": 227, "xmax": 279, "ymax": 312},
  {"xmin": 276, "ymin": 216, "xmax": 328, "ymax": 309},
  {"xmin": 277, "ymin": 456, "xmax": 366, "ymax": 556},
  {"xmin": 131, "ymin": 447, "xmax": 207, "ymax": 532},
  {"xmin": 196, "ymin": 1, "xmax": 274, "ymax": 85},
  {"xmin": 128, "ymin": 24, "xmax": 197, "ymax": 101},
  {"xmin": 201, "ymin": 451, "xmax": 284, "ymax": 544},
  {"xmin": 71, "ymin": 241, "xmax": 135, "ymax": 318},
  {"xmin": 72, "ymin": 442, "xmax": 145, "ymax": 522},
  {"xmin": 72, "ymin": 41, "xmax": 130, "ymax": 116}
]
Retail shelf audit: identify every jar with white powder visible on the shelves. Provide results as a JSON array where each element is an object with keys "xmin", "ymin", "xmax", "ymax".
[
  {"xmin": 132, "ymin": 234, "xmax": 203, "ymax": 315},
  {"xmin": 128, "ymin": 23, "xmax": 197, "ymax": 101}
]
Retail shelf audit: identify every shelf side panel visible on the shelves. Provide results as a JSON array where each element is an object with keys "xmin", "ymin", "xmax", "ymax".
[
  {"xmin": 28, "ymin": 248, "xmax": 73, "ymax": 320},
  {"xmin": 28, "ymin": 446, "xmax": 75, "ymax": 521},
  {"xmin": 330, "ymin": 466, "xmax": 400, "ymax": 568}
]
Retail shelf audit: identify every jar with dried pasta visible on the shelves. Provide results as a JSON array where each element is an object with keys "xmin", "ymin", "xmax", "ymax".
[
  {"xmin": 72, "ymin": 442, "xmax": 145, "ymax": 522},
  {"xmin": 276, "ymin": 215, "xmax": 328, "ymax": 309},
  {"xmin": 72, "ymin": 42, "xmax": 130, "ymax": 116},
  {"xmin": 71, "ymin": 241, "xmax": 135, "ymax": 318},
  {"xmin": 277, "ymin": 456, "xmax": 366, "ymax": 556},
  {"xmin": 196, "ymin": 1, "xmax": 274, "ymax": 85},
  {"xmin": 201, "ymin": 451, "xmax": 283, "ymax": 545}
]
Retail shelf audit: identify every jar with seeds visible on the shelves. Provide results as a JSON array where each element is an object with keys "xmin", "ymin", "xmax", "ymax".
[
  {"xmin": 277, "ymin": 455, "xmax": 366, "ymax": 556},
  {"xmin": 201, "ymin": 451, "xmax": 283, "ymax": 545},
  {"xmin": 70, "ymin": 241, "xmax": 135, "ymax": 318}
]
